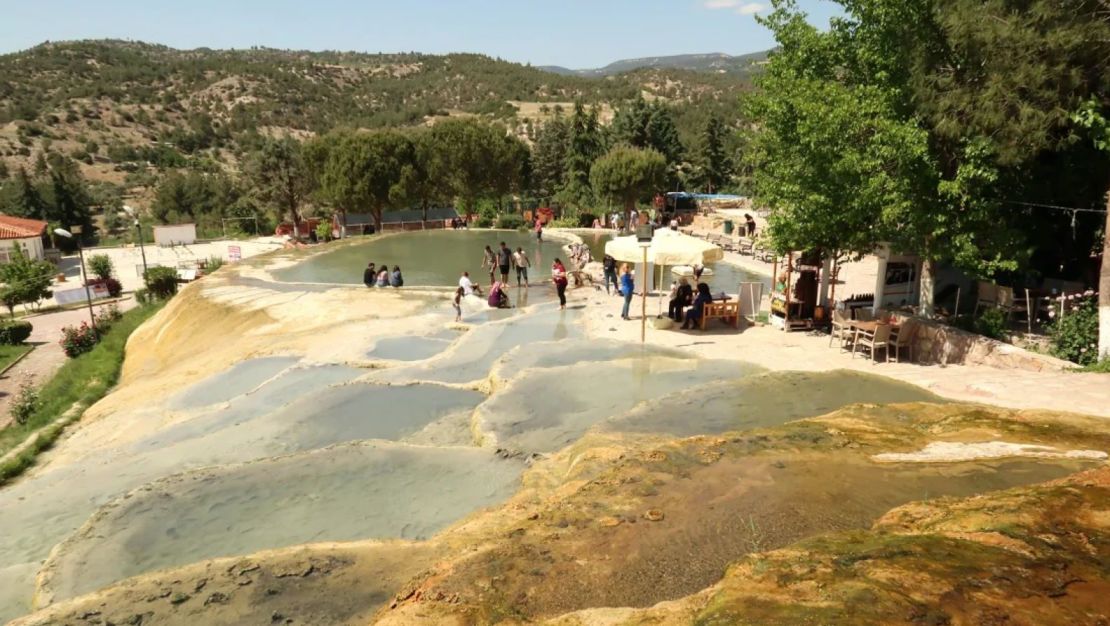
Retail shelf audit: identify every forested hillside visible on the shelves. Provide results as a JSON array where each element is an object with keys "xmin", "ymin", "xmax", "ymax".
[{"xmin": 0, "ymin": 40, "xmax": 751, "ymax": 243}]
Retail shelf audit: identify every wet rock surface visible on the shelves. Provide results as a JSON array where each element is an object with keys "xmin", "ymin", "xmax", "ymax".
[{"xmin": 4, "ymin": 253, "xmax": 1109, "ymax": 626}]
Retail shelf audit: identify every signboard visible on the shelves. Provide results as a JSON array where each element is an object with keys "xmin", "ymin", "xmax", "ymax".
[
  {"xmin": 228, "ymin": 245, "xmax": 242, "ymax": 262},
  {"xmin": 635, "ymin": 224, "xmax": 654, "ymax": 243},
  {"xmin": 54, "ymin": 284, "xmax": 109, "ymax": 306}
]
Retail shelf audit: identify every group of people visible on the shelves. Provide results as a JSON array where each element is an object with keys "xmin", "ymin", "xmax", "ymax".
[
  {"xmin": 668, "ymin": 278, "xmax": 714, "ymax": 330},
  {"xmin": 362, "ymin": 262, "xmax": 404, "ymax": 288},
  {"xmin": 482, "ymin": 242, "xmax": 532, "ymax": 287}
]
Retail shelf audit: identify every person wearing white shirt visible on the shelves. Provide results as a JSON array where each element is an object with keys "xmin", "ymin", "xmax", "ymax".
[{"xmin": 458, "ymin": 271, "xmax": 482, "ymax": 297}]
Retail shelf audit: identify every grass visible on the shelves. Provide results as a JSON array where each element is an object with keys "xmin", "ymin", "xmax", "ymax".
[
  {"xmin": 0, "ymin": 344, "xmax": 33, "ymax": 373},
  {"xmin": 1080, "ymin": 358, "xmax": 1110, "ymax": 373},
  {"xmin": 0, "ymin": 302, "xmax": 164, "ymax": 485}
]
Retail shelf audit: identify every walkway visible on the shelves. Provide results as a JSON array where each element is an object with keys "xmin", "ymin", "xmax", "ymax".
[{"xmin": 0, "ymin": 297, "xmax": 137, "ymax": 429}]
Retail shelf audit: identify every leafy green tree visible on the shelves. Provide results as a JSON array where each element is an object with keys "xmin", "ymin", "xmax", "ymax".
[
  {"xmin": 87, "ymin": 254, "xmax": 114, "ymax": 281},
  {"xmin": 318, "ymin": 129, "xmax": 415, "ymax": 231},
  {"xmin": 0, "ymin": 246, "xmax": 54, "ymax": 316},
  {"xmin": 243, "ymin": 135, "xmax": 310, "ymax": 237},
  {"xmin": 589, "ymin": 146, "xmax": 667, "ymax": 228},
  {"xmin": 428, "ymin": 119, "xmax": 524, "ymax": 216}
]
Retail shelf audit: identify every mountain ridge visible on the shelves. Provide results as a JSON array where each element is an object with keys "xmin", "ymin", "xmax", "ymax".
[{"xmin": 538, "ymin": 50, "xmax": 770, "ymax": 77}]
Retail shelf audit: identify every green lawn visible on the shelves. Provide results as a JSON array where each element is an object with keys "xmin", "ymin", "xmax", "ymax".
[
  {"xmin": 0, "ymin": 344, "xmax": 33, "ymax": 373},
  {"xmin": 0, "ymin": 302, "xmax": 164, "ymax": 485}
]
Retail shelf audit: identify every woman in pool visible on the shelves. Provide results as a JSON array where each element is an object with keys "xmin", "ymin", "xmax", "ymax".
[
  {"xmin": 487, "ymin": 281, "xmax": 511, "ymax": 309},
  {"xmin": 551, "ymin": 258, "xmax": 568, "ymax": 309},
  {"xmin": 376, "ymin": 265, "xmax": 390, "ymax": 287},
  {"xmin": 535, "ymin": 218, "xmax": 543, "ymax": 242},
  {"xmin": 390, "ymin": 265, "xmax": 404, "ymax": 288}
]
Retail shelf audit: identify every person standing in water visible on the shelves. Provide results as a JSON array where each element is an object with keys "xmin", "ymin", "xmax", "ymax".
[
  {"xmin": 602, "ymin": 254, "xmax": 618, "ymax": 295},
  {"xmin": 452, "ymin": 286, "xmax": 465, "ymax": 322},
  {"xmin": 552, "ymin": 258, "xmax": 568, "ymax": 309},
  {"xmin": 619, "ymin": 263, "xmax": 635, "ymax": 320},
  {"xmin": 363, "ymin": 262, "xmax": 376, "ymax": 287},
  {"xmin": 512, "ymin": 247, "xmax": 530, "ymax": 287},
  {"xmin": 535, "ymin": 218, "xmax": 543, "ymax": 242},
  {"xmin": 497, "ymin": 241, "xmax": 512, "ymax": 284},
  {"xmin": 482, "ymin": 245, "xmax": 497, "ymax": 284}
]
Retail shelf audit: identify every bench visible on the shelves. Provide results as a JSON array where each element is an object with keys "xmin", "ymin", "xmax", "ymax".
[
  {"xmin": 736, "ymin": 237, "xmax": 755, "ymax": 256},
  {"xmin": 701, "ymin": 299, "xmax": 741, "ymax": 330}
]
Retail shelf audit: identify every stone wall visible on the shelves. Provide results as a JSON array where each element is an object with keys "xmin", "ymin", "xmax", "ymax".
[{"xmin": 887, "ymin": 312, "xmax": 1074, "ymax": 372}]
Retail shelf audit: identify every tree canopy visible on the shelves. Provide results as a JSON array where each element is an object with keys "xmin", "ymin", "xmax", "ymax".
[{"xmin": 589, "ymin": 145, "xmax": 667, "ymax": 223}]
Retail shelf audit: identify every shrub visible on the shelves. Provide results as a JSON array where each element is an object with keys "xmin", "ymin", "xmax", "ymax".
[
  {"xmin": 206, "ymin": 256, "xmax": 224, "ymax": 272},
  {"xmin": 0, "ymin": 321, "xmax": 33, "ymax": 345},
  {"xmin": 548, "ymin": 217, "xmax": 579, "ymax": 228},
  {"xmin": 973, "ymin": 307, "xmax": 1009, "ymax": 341},
  {"xmin": 1051, "ymin": 293, "xmax": 1099, "ymax": 366},
  {"xmin": 577, "ymin": 213, "xmax": 598, "ymax": 228},
  {"xmin": 60, "ymin": 322, "xmax": 98, "ymax": 358},
  {"xmin": 134, "ymin": 288, "xmax": 151, "ymax": 305},
  {"xmin": 9, "ymin": 379, "xmax": 38, "ymax": 426},
  {"xmin": 143, "ymin": 266, "xmax": 178, "ymax": 299},
  {"xmin": 87, "ymin": 254, "xmax": 114, "ymax": 281},
  {"xmin": 474, "ymin": 216, "xmax": 494, "ymax": 228},
  {"xmin": 94, "ymin": 303, "xmax": 123, "ymax": 331},
  {"xmin": 494, "ymin": 214, "xmax": 525, "ymax": 230}
]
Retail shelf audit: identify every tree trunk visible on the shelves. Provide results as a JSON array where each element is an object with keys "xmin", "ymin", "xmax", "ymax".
[
  {"xmin": 1099, "ymin": 191, "xmax": 1110, "ymax": 361},
  {"xmin": 373, "ymin": 206, "xmax": 383, "ymax": 234},
  {"xmin": 919, "ymin": 257, "xmax": 936, "ymax": 317}
]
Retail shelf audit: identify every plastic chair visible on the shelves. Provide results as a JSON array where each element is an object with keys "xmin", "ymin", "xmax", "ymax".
[
  {"xmin": 887, "ymin": 319, "xmax": 917, "ymax": 363},
  {"xmin": 854, "ymin": 323, "xmax": 892, "ymax": 361}
]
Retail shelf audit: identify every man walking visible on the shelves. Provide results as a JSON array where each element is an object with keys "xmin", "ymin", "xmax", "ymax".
[
  {"xmin": 512, "ymin": 247, "xmax": 531, "ymax": 287},
  {"xmin": 497, "ymin": 241, "xmax": 512, "ymax": 284}
]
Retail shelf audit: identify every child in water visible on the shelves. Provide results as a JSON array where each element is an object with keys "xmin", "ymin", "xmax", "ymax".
[{"xmin": 453, "ymin": 286, "xmax": 464, "ymax": 321}]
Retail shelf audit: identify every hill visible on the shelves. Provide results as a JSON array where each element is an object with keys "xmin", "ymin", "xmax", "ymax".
[{"xmin": 538, "ymin": 50, "xmax": 770, "ymax": 77}]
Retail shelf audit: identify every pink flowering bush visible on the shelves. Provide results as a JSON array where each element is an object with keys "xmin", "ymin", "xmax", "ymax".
[{"xmin": 60, "ymin": 322, "xmax": 98, "ymax": 358}]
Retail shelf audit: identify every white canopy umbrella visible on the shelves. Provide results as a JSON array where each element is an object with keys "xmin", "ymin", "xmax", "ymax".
[{"xmin": 605, "ymin": 229, "xmax": 724, "ymax": 316}]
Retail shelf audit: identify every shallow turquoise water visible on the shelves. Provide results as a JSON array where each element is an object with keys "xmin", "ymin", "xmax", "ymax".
[{"xmin": 273, "ymin": 230, "xmax": 568, "ymax": 286}]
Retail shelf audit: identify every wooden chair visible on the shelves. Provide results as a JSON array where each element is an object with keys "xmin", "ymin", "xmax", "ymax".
[
  {"xmin": 829, "ymin": 307, "xmax": 852, "ymax": 349},
  {"xmin": 853, "ymin": 323, "xmax": 892, "ymax": 361},
  {"xmin": 854, "ymin": 307, "xmax": 875, "ymax": 322},
  {"xmin": 887, "ymin": 319, "xmax": 917, "ymax": 363},
  {"xmin": 737, "ymin": 237, "xmax": 755, "ymax": 256},
  {"xmin": 974, "ymin": 281, "xmax": 998, "ymax": 316}
]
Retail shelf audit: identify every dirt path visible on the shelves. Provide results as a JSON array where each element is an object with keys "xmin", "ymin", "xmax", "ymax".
[{"xmin": 0, "ymin": 297, "xmax": 137, "ymax": 429}]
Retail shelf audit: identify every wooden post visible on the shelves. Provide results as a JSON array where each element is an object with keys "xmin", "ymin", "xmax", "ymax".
[
  {"xmin": 954, "ymin": 287, "xmax": 961, "ymax": 317},
  {"xmin": 1025, "ymin": 288, "xmax": 1033, "ymax": 334},
  {"xmin": 641, "ymin": 244, "xmax": 648, "ymax": 343},
  {"xmin": 783, "ymin": 252, "xmax": 793, "ymax": 332},
  {"xmin": 828, "ymin": 256, "xmax": 838, "ymax": 308}
]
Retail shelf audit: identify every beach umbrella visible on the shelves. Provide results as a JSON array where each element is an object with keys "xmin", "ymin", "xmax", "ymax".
[{"xmin": 605, "ymin": 229, "xmax": 724, "ymax": 315}]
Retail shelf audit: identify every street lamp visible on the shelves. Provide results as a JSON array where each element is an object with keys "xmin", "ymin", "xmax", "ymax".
[
  {"xmin": 123, "ymin": 205, "xmax": 148, "ymax": 275},
  {"xmin": 54, "ymin": 228, "xmax": 98, "ymax": 337}
]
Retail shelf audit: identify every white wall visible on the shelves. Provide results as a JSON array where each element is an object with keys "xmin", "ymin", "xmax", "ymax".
[
  {"xmin": 153, "ymin": 224, "xmax": 197, "ymax": 246},
  {"xmin": 0, "ymin": 237, "xmax": 45, "ymax": 261}
]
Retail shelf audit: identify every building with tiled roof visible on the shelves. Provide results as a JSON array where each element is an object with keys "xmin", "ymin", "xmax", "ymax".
[{"xmin": 0, "ymin": 215, "xmax": 49, "ymax": 262}]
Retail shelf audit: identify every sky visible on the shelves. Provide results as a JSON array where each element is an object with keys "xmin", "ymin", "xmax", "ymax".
[{"xmin": 0, "ymin": 0, "xmax": 843, "ymax": 68}]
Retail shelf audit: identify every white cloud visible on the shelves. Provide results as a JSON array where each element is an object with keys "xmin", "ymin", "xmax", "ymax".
[{"xmin": 703, "ymin": 0, "xmax": 768, "ymax": 16}]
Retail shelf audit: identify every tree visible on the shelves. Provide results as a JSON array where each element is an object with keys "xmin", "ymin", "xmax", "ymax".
[
  {"xmin": 562, "ymin": 102, "xmax": 605, "ymax": 212},
  {"xmin": 244, "ymin": 135, "xmax": 310, "ymax": 238},
  {"xmin": 428, "ymin": 119, "xmax": 524, "ymax": 216},
  {"xmin": 531, "ymin": 114, "xmax": 571, "ymax": 199},
  {"xmin": 589, "ymin": 146, "xmax": 667, "ymax": 228},
  {"xmin": 0, "ymin": 168, "xmax": 46, "ymax": 220},
  {"xmin": 0, "ymin": 246, "xmax": 54, "ymax": 316},
  {"xmin": 318, "ymin": 130, "xmax": 415, "ymax": 231},
  {"xmin": 696, "ymin": 116, "xmax": 731, "ymax": 193}
]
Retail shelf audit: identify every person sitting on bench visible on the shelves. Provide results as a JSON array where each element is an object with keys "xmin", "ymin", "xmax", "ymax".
[
  {"xmin": 681, "ymin": 283, "xmax": 713, "ymax": 330},
  {"xmin": 668, "ymin": 278, "xmax": 693, "ymax": 321}
]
